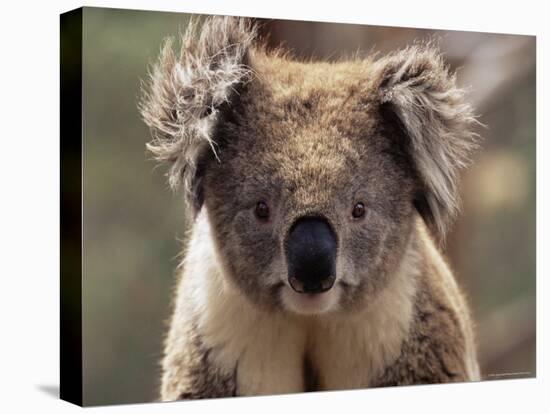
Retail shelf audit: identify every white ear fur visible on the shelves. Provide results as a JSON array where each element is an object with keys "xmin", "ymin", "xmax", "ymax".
[
  {"xmin": 376, "ymin": 45, "xmax": 480, "ymax": 240},
  {"xmin": 140, "ymin": 16, "xmax": 256, "ymax": 211}
]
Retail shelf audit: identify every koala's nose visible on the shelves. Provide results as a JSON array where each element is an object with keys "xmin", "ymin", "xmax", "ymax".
[{"xmin": 285, "ymin": 216, "xmax": 337, "ymax": 294}]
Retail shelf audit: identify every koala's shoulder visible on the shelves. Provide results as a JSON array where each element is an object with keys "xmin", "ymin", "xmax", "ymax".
[
  {"xmin": 372, "ymin": 226, "xmax": 475, "ymax": 386},
  {"xmin": 161, "ymin": 317, "xmax": 237, "ymax": 400}
]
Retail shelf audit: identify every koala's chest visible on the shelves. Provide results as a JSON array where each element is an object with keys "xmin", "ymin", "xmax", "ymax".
[{"xmin": 208, "ymin": 317, "xmax": 380, "ymax": 395}]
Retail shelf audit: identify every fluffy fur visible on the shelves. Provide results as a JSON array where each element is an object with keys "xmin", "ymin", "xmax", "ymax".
[
  {"xmin": 375, "ymin": 47, "xmax": 479, "ymax": 239},
  {"xmin": 140, "ymin": 17, "xmax": 255, "ymax": 211},
  {"xmin": 140, "ymin": 16, "xmax": 481, "ymax": 400}
]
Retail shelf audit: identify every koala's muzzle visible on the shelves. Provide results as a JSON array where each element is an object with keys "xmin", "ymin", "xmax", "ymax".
[{"xmin": 285, "ymin": 217, "xmax": 337, "ymax": 294}]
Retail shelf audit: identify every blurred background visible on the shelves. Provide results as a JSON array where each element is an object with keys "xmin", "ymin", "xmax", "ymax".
[{"xmin": 80, "ymin": 7, "xmax": 536, "ymax": 406}]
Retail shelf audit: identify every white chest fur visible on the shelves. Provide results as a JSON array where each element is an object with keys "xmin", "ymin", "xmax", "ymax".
[
  {"xmin": 192, "ymin": 272, "xmax": 308, "ymax": 395},
  {"xmin": 307, "ymin": 264, "xmax": 417, "ymax": 390}
]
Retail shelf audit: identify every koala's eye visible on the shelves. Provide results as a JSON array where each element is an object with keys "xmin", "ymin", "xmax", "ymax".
[
  {"xmin": 352, "ymin": 202, "xmax": 366, "ymax": 219},
  {"xmin": 255, "ymin": 201, "xmax": 270, "ymax": 221}
]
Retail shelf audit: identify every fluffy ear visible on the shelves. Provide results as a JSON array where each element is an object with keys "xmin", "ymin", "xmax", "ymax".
[
  {"xmin": 139, "ymin": 16, "xmax": 256, "ymax": 213},
  {"xmin": 374, "ymin": 44, "xmax": 480, "ymax": 241}
]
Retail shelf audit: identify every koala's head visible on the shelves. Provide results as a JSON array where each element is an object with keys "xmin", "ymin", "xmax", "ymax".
[{"xmin": 141, "ymin": 17, "xmax": 478, "ymax": 315}]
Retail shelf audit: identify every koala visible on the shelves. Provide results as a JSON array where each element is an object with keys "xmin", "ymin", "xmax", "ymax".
[{"xmin": 140, "ymin": 16, "xmax": 481, "ymax": 400}]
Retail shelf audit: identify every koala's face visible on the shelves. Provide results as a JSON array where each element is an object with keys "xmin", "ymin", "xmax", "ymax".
[
  {"xmin": 141, "ymin": 17, "xmax": 477, "ymax": 316},
  {"xmin": 203, "ymin": 57, "xmax": 418, "ymax": 315}
]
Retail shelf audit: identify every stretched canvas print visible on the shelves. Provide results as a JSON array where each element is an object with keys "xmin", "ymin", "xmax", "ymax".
[{"xmin": 60, "ymin": 6, "xmax": 536, "ymax": 407}]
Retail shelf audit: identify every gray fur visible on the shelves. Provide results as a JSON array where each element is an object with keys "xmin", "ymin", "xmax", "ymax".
[
  {"xmin": 140, "ymin": 17, "xmax": 256, "ymax": 211},
  {"xmin": 375, "ymin": 45, "xmax": 480, "ymax": 239}
]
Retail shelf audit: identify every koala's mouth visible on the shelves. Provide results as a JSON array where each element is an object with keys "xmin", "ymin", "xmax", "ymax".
[{"xmin": 280, "ymin": 283, "xmax": 340, "ymax": 315}]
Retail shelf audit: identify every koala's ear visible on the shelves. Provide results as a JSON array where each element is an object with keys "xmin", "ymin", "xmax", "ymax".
[
  {"xmin": 373, "ymin": 45, "xmax": 480, "ymax": 241},
  {"xmin": 139, "ymin": 16, "xmax": 256, "ymax": 213}
]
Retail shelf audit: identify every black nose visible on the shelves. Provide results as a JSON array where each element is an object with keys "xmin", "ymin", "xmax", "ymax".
[{"xmin": 285, "ymin": 216, "xmax": 337, "ymax": 294}]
